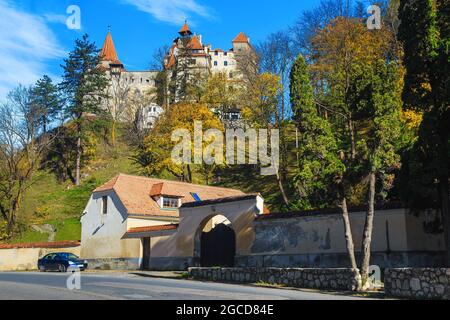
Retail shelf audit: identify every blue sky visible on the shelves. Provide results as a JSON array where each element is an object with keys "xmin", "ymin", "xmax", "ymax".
[{"xmin": 0, "ymin": 0, "xmax": 320, "ymax": 99}]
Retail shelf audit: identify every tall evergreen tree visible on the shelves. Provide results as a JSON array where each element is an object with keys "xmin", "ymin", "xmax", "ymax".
[
  {"xmin": 31, "ymin": 75, "xmax": 61, "ymax": 133},
  {"xmin": 290, "ymin": 54, "xmax": 357, "ymax": 271},
  {"xmin": 350, "ymin": 60, "xmax": 404, "ymax": 284},
  {"xmin": 59, "ymin": 34, "xmax": 110, "ymax": 186},
  {"xmin": 398, "ymin": 0, "xmax": 450, "ymax": 265}
]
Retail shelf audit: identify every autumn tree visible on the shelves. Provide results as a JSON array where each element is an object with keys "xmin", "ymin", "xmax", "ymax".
[
  {"xmin": 137, "ymin": 103, "xmax": 223, "ymax": 184},
  {"xmin": 241, "ymin": 72, "xmax": 290, "ymax": 205},
  {"xmin": 105, "ymin": 73, "xmax": 131, "ymax": 146},
  {"xmin": 201, "ymin": 72, "xmax": 239, "ymax": 115},
  {"xmin": 59, "ymin": 34, "xmax": 110, "ymax": 185},
  {"xmin": 0, "ymin": 86, "xmax": 54, "ymax": 236}
]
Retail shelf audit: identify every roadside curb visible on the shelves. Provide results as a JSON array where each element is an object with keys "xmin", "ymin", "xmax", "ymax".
[{"xmin": 129, "ymin": 271, "xmax": 186, "ymax": 280}]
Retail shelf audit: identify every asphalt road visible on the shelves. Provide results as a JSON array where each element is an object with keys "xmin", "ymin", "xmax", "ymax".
[{"xmin": 0, "ymin": 272, "xmax": 370, "ymax": 300}]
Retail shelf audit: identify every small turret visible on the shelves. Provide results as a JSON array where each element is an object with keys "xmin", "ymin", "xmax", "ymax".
[
  {"xmin": 179, "ymin": 21, "xmax": 193, "ymax": 37},
  {"xmin": 99, "ymin": 28, "xmax": 124, "ymax": 73}
]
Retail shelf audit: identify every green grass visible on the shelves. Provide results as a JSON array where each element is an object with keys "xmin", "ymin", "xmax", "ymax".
[
  {"xmin": 9, "ymin": 229, "xmax": 49, "ymax": 244},
  {"xmin": 52, "ymin": 218, "xmax": 82, "ymax": 242},
  {"xmin": 3, "ymin": 129, "xmax": 142, "ymax": 244}
]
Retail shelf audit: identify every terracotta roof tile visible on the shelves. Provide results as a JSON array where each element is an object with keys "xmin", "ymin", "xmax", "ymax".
[
  {"xmin": 232, "ymin": 32, "xmax": 250, "ymax": 43},
  {"xmin": 179, "ymin": 22, "xmax": 192, "ymax": 34},
  {"xmin": 100, "ymin": 31, "xmax": 121, "ymax": 63},
  {"xmin": 94, "ymin": 174, "xmax": 245, "ymax": 218},
  {"xmin": 188, "ymin": 36, "xmax": 203, "ymax": 50},
  {"xmin": 127, "ymin": 224, "xmax": 179, "ymax": 234}
]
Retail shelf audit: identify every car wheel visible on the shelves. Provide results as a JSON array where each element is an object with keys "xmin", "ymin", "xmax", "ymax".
[{"xmin": 58, "ymin": 264, "xmax": 67, "ymax": 273}]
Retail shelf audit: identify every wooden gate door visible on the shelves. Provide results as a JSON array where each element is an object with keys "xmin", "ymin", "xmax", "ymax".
[
  {"xmin": 201, "ymin": 224, "xmax": 236, "ymax": 267},
  {"xmin": 142, "ymin": 238, "xmax": 151, "ymax": 270}
]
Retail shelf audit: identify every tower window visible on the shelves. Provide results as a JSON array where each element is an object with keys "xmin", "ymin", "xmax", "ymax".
[
  {"xmin": 214, "ymin": 61, "xmax": 218, "ymax": 66},
  {"xmin": 224, "ymin": 61, "xmax": 228, "ymax": 67}
]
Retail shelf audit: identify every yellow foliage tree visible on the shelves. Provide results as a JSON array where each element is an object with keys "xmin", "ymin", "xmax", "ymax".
[{"xmin": 139, "ymin": 103, "xmax": 224, "ymax": 184}]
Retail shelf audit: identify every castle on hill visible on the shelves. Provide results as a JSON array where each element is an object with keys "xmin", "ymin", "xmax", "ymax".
[{"xmin": 98, "ymin": 22, "xmax": 255, "ymax": 129}]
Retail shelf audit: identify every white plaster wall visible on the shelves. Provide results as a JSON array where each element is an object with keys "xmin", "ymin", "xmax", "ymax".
[
  {"xmin": 81, "ymin": 191, "xmax": 141, "ymax": 259},
  {"xmin": 210, "ymin": 51, "xmax": 237, "ymax": 75}
]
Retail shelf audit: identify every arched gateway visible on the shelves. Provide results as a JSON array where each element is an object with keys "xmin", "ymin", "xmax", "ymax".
[
  {"xmin": 194, "ymin": 215, "xmax": 236, "ymax": 267},
  {"xmin": 122, "ymin": 193, "xmax": 265, "ymax": 271}
]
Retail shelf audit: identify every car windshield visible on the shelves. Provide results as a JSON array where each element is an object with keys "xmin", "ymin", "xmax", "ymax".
[{"xmin": 60, "ymin": 253, "xmax": 79, "ymax": 260}]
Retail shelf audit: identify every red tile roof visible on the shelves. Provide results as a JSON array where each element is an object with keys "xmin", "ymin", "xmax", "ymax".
[
  {"xmin": 100, "ymin": 32, "xmax": 121, "ymax": 63},
  {"xmin": 126, "ymin": 224, "xmax": 179, "ymax": 235},
  {"xmin": 94, "ymin": 174, "xmax": 245, "ymax": 218},
  {"xmin": 188, "ymin": 36, "xmax": 203, "ymax": 50},
  {"xmin": 179, "ymin": 22, "xmax": 192, "ymax": 35},
  {"xmin": 0, "ymin": 241, "xmax": 81, "ymax": 250},
  {"xmin": 232, "ymin": 32, "xmax": 250, "ymax": 43}
]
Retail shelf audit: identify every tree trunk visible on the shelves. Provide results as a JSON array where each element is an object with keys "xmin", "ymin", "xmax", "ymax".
[
  {"xmin": 186, "ymin": 164, "xmax": 193, "ymax": 183},
  {"xmin": 276, "ymin": 172, "xmax": 290, "ymax": 207},
  {"xmin": 111, "ymin": 120, "xmax": 117, "ymax": 147},
  {"xmin": 340, "ymin": 193, "xmax": 358, "ymax": 270},
  {"xmin": 6, "ymin": 215, "xmax": 14, "ymax": 236},
  {"xmin": 348, "ymin": 119, "xmax": 356, "ymax": 161},
  {"xmin": 361, "ymin": 171, "xmax": 376, "ymax": 285},
  {"xmin": 75, "ymin": 123, "xmax": 82, "ymax": 186}
]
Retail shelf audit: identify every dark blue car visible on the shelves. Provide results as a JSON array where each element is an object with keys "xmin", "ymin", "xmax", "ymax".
[{"xmin": 38, "ymin": 252, "xmax": 88, "ymax": 272}]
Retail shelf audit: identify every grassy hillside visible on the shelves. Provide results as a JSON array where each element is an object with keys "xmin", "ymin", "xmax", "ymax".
[{"xmin": 5, "ymin": 133, "xmax": 142, "ymax": 244}]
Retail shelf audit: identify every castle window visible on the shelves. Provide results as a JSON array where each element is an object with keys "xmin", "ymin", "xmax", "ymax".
[
  {"xmin": 224, "ymin": 52, "xmax": 228, "ymax": 56},
  {"xmin": 224, "ymin": 61, "xmax": 228, "ymax": 67},
  {"xmin": 215, "ymin": 51, "xmax": 218, "ymax": 56},
  {"xmin": 214, "ymin": 61, "xmax": 218, "ymax": 66}
]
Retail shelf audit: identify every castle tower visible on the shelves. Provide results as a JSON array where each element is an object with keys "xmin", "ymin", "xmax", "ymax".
[
  {"xmin": 232, "ymin": 32, "xmax": 252, "ymax": 53},
  {"xmin": 178, "ymin": 21, "xmax": 193, "ymax": 37},
  {"xmin": 100, "ymin": 30, "xmax": 124, "ymax": 74}
]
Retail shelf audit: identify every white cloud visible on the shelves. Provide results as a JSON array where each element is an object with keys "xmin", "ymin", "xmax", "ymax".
[
  {"xmin": 122, "ymin": 0, "xmax": 214, "ymax": 25},
  {"xmin": 42, "ymin": 13, "xmax": 68, "ymax": 25},
  {"xmin": 0, "ymin": 0, "xmax": 65, "ymax": 99}
]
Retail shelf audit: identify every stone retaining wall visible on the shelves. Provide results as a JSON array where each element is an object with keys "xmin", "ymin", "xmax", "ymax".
[
  {"xmin": 189, "ymin": 267, "xmax": 361, "ymax": 291},
  {"xmin": 385, "ymin": 268, "xmax": 450, "ymax": 299}
]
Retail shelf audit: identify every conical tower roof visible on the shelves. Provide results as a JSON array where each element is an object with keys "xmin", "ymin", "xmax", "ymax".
[
  {"xmin": 100, "ymin": 31, "xmax": 121, "ymax": 63},
  {"xmin": 179, "ymin": 21, "xmax": 193, "ymax": 36}
]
